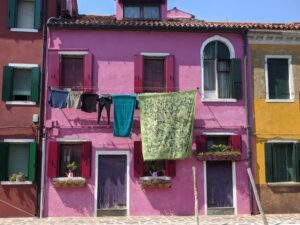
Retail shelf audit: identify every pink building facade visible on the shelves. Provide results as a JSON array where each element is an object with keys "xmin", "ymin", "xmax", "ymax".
[{"xmin": 43, "ymin": 0, "xmax": 252, "ymax": 217}]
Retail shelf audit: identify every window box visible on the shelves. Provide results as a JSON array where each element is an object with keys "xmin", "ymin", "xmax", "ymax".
[
  {"xmin": 52, "ymin": 177, "xmax": 86, "ymax": 188},
  {"xmin": 195, "ymin": 135, "xmax": 242, "ymax": 161},
  {"xmin": 139, "ymin": 176, "xmax": 171, "ymax": 189},
  {"xmin": 196, "ymin": 151, "xmax": 241, "ymax": 161}
]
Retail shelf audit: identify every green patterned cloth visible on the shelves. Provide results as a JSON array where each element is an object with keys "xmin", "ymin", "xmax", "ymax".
[{"xmin": 139, "ymin": 91, "xmax": 196, "ymax": 161}]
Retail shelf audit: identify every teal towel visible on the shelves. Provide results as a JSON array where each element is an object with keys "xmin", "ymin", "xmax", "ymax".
[{"xmin": 113, "ymin": 95, "xmax": 136, "ymax": 137}]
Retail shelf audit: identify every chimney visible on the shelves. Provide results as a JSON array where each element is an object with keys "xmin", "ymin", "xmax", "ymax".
[{"xmin": 61, "ymin": 0, "xmax": 78, "ymax": 18}]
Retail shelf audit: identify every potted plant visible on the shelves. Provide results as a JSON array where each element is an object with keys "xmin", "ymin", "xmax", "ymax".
[
  {"xmin": 196, "ymin": 144, "xmax": 241, "ymax": 161},
  {"xmin": 9, "ymin": 172, "xmax": 26, "ymax": 182},
  {"xmin": 66, "ymin": 161, "xmax": 77, "ymax": 177}
]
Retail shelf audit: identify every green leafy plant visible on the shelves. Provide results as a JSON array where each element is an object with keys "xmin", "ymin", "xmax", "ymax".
[
  {"xmin": 209, "ymin": 144, "xmax": 234, "ymax": 152},
  {"xmin": 66, "ymin": 161, "xmax": 77, "ymax": 172},
  {"xmin": 9, "ymin": 172, "xmax": 26, "ymax": 182}
]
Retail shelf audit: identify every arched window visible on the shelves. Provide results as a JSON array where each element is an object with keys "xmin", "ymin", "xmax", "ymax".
[{"xmin": 201, "ymin": 36, "xmax": 242, "ymax": 100}]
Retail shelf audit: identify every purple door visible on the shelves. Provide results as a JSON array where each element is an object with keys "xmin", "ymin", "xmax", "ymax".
[
  {"xmin": 207, "ymin": 161, "xmax": 233, "ymax": 208},
  {"xmin": 98, "ymin": 155, "xmax": 127, "ymax": 210}
]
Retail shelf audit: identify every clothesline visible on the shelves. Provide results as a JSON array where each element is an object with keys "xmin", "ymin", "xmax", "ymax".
[{"xmin": 48, "ymin": 86, "xmax": 203, "ymax": 95}]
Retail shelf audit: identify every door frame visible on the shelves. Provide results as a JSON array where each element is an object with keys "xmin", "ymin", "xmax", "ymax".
[
  {"xmin": 94, "ymin": 151, "xmax": 130, "ymax": 217},
  {"xmin": 203, "ymin": 161, "xmax": 237, "ymax": 215}
]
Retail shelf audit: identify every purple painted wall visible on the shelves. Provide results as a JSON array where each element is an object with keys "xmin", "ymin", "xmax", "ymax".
[{"xmin": 44, "ymin": 29, "xmax": 250, "ymax": 216}]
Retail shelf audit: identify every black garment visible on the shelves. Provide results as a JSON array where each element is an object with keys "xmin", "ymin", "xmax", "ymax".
[
  {"xmin": 97, "ymin": 94, "xmax": 112, "ymax": 125},
  {"xmin": 81, "ymin": 93, "xmax": 98, "ymax": 113}
]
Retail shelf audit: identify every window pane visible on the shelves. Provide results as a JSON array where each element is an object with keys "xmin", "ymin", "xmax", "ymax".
[
  {"xmin": 217, "ymin": 42, "xmax": 230, "ymax": 59},
  {"xmin": 143, "ymin": 58, "xmax": 165, "ymax": 92},
  {"xmin": 268, "ymin": 59, "xmax": 290, "ymax": 99},
  {"xmin": 207, "ymin": 136, "xmax": 229, "ymax": 151},
  {"xmin": 124, "ymin": 6, "xmax": 140, "ymax": 19},
  {"xmin": 272, "ymin": 144, "xmax": 293, "ymax": 182},
  {"xmin": 204, "ymin": 60, "xmax": 216, "ymax": 91},
  {"xmin": 204, "ymin": 42, "xmax": 216, "ymax": 59},
  {"xmin": 144, "ymin": 6, "xmax": 160, "ymax": 19},
  {"xmin": 62, "ymin": 56, "xmax": 84, "ymax": 89},
  {"xmin": 13, "ymin": 68, "xmax": 32, "ymax": 97},
  {"xmin": 143, "ymin": 160, "xmax": 165, "ymax": 176},
  {"xmin": 60, "ymin": 144, "xmax": 82, "ymax": 177},
  {"xmin": 218, "ymin": 72, "xmax": 232, "ymax": 98},
  {"xmin": 8, "ymin": 143, "xmax": 29, "ymax": 177},
  {"xmin": 17, "ymin": 0, "xmax": 35, "ymax": 29}
]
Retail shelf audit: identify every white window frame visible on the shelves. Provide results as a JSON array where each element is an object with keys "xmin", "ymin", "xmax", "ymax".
[
  {"xmin": 0, "ymin": 139, "xmax": 35, "ymax": 185},
  {"xmin": 200, "ymin": 35, "xmax": 237, "ymax": 102},
  {"xmin": 5, "ymin": 63, "xmax": 39, "ymax": 105},
  {"xmin": 264, "ymin": 55, "xmax": 294, "ymax": 103}
]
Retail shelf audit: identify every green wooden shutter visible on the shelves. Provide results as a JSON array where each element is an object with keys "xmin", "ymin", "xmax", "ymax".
[
  {"xmin": 294, "ymin": 143, "xmax": 300, "ymax": 182},
  {"xmin": 34, "ymin": 0, "xmax": 42, "ymax": 29},
  {"xmin": 0, "ymin": 143, "xmax": 9, "ymax": 181},
  {"xmin": 2, "ymin": 66, "xmax": 14, "ymax": 101},
  {"xmin": 31, "ymin": 67, "xmax": 40, "ymax": 102},
  {"xmin": 265, "ymin": 143, "xmax": 273, "ymax": 183},
  {"xmin": 230, "ymin": 58, "xmax": 242, "ymax": 99},
  {"xmin": 28, "ymin": 142, "xmax": 37, "ymax": 182},
  {"xmin": 7, "ymin": 0, "xmax": 17, "ymax": 28}
]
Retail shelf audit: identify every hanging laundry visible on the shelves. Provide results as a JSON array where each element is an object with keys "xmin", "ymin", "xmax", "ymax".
[
  {"xmin": 113, "ymin": 95, "xmax": 136, "ymax": 137},
  {"xmin": 48, "ymin": 89, "xmax": 69, "ymax": 109},
  {"xmin": 139, "ymin": 91, "xmax": 196, "ymax": 161},
  {"xmin": 81, "ymin": 93, "xmax": 98, "ymax": 113},
  {"xmin": 97, "ymin": 94, "xmax": 112, "ymax": 125},
  {"xmin": 67, "ymin": 90, "xmax": 82, "ymax": 109}
]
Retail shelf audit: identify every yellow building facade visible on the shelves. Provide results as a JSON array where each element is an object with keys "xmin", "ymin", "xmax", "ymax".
[{"xmin": 249, "ymin": 30, "xmax": 300, "ymax": 213}]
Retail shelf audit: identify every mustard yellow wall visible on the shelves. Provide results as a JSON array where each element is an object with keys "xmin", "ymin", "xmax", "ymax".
[{"xmin": 251, "ymin": 45, "xmax": 300, "ymax": 184}]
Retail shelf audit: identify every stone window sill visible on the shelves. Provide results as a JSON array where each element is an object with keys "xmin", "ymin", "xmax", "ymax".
[
  {"xmin": 1, "ymin": 181, "xmax": 33, "ymax": 185},
  {"xmin": 10, "ymin": 28, "xmax": 39, "ymax": 33},
  {"xmin": 6, "ymin": 101, "xmax": 36, "ymax": 106},
  {"xmin": 202, "ymin": 98, "xmax": 238, "ymax": 103},
  {"xmin": 267, "ymin": 182, "xmax": 300, "ymax": 187}
]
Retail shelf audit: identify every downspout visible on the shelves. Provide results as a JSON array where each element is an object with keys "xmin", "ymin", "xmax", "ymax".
[{"xmin": 242, "ymin": 29, "xmax": 253, "ymax": 214}]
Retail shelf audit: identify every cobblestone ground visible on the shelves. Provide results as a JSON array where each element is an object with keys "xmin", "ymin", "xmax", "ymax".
[{"xmin": 0, "ymin": 215, "xmax": 299, "ymax": 225}]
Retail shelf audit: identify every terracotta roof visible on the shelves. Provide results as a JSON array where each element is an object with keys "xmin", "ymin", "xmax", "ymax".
[{"xmin": 48, "ymin": 15, "xmax": 300, "ymax": 32}]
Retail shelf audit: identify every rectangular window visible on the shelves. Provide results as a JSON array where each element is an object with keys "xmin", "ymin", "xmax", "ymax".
[
  {"xmin": 265, "ymin": 142, "xmax": 300, "ymax": 183},
  {"xmin": 8, "ymin": 0, "xmax": 42, "ymax": 30},
  {"xmin": 143, "ymin": 58, "xmax": 165, "ymax": 92},
  {"xmin": 143, "ymin": 160, "xmax": 165, "ymax": 176},
  {"xmin": 8, "ymin": 143, "xmax": 29, "ymax": 177},
  {"xmin": 59, "ymin": 144, "xmax": 82, "ymax": 177},
  {"xmin": 61, "ymin": 56, "xmax": 84, "ymax": 89},
  {"xmin": 124, "ymin": 4, "xmax": 160, "ymax": 20},
  {"xmin": 0, "ymin": 141, "xmax": 37, "ymax": 182},
  {"xmin": 2, "ymin": 65, "xmax": 40, "ymax": 103},
  {"xmin": 266, "ymin": 58, "xmax": 291, "ymax": 100},
  {"xmin": 207, "ymin": 136, "xmax": 229, "ymax": 151},
  {"xmin": 17, "ymin": 0, "xmax": 35, "ymax": 29}
]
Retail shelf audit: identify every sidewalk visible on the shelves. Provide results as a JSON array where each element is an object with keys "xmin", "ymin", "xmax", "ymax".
[{"xmin": 0, "ymin": 214, "xmax": 299, "ymax": 225}]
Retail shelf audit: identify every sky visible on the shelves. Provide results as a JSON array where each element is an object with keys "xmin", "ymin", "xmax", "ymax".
[{"xmin": 78, "ymin": 0, "xmax": 300, "ymax": 23}]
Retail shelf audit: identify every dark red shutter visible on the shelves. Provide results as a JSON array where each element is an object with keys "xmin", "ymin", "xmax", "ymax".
[
  {"xmin": 230, "ymin": 135, "xmax": 242, "ymax": 152},
  {"xmin": 134, "ymin": 141, "xmax": 144, "ymax": 177},
  {"xmin": 165, "ymin": 55, "xmax": 175, "ymax": 92},
  {"xmin": 196, "ymin": 135, "xmax": 207, "ymax": 153},
  {"xmin": 134, "ymin": 55, "xmax": 144, "ymax": 93},
  {"xmin": 81, "ymin": 141, "xmax": 92, "ymax": 177},
  {"xmin": 47, "ymin": 141, "xmax": 60, "ymax": 178},
  {"xmin": 48, "ymin": 51, "xmax": 61, "ymax": 88},
  {"xmin": 84, "ymin": 52, "xmax": 93, "ymax": 92},
  {"xmin": 165, "ymin": 160, "xmax": 176, "ymax": 177}
]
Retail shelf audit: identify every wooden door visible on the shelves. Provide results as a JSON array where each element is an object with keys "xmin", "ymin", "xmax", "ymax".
[
  {"xmin": 206, "ymin": 161, "xmax": 233, "ymax": 213},
  {"xmin": 97, "ymin": 155, "xmax": 127, "ymax": 215}
]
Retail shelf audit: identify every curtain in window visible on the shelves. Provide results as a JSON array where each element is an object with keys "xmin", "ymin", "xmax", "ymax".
[
  {"xmin": 204, "ymin": 60, "xmax": 215, "ymax": 91},
  {"xmin": 17, "ymin": 0, "xmax": 35, "ymax": 29},
  {"xmin": 273, "ymin": 144, "xmax": 293, "ymax": 182},
  {"xmin": 124, "ymin": 6, "xmax": 140, "ymax": 19},
  {"xmin": 8, "ymin": 144, "xmax": 29, "ymax": 177},
  {"xmin": 144, "ymin": 6, "xmax": 160, "ymax": 19},
  {"xmin": 218, "ymin": 61, "xmax": 231, "ymax": 98},
  {"xmin": 13, "ymin": 69, "xmax": 32, "ymax": 96}
]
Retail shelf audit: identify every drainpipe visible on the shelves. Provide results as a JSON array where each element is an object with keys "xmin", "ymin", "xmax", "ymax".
[
  {"xmin": 242, "ymin": 29, "xmax": 253, "ymax": 214},
  {"xmin": 39, "ymin": 137, "xmax": 46, "ymax": 218}
]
